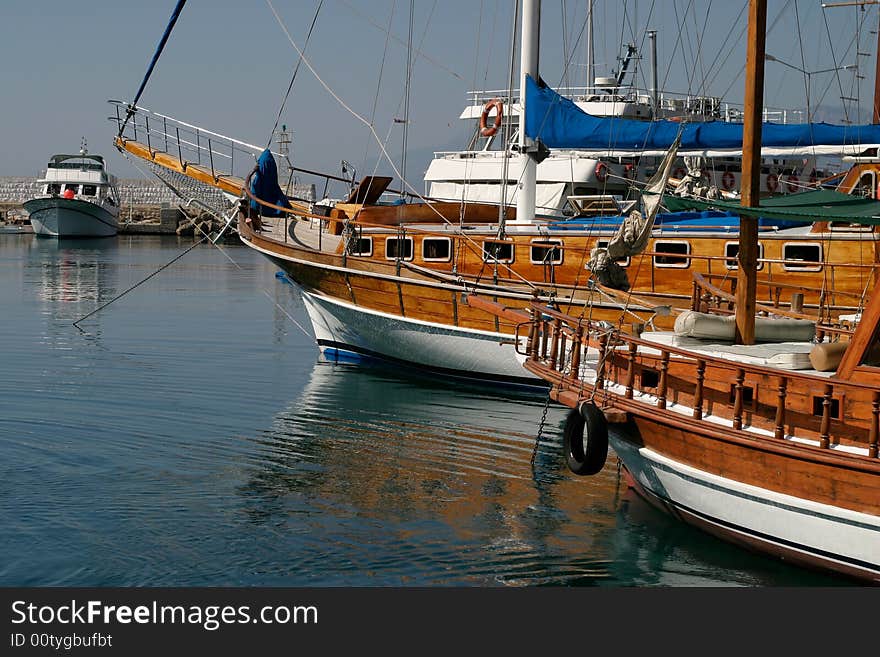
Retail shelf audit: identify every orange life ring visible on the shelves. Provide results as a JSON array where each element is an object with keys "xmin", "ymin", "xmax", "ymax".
[
  {"xmin": 673, "ymin": 166, "xmax": 686, "ymax": 179},
  {"xmin": 624, "ymin": 163, "xmax": 635, "ymax": 179},
  {"xmin": 479, "ymin": 99, "xmax": 503, "ymax": 137},
  {"xmin": 786, "ymin": 174, "xmax": 799, "ymax": 192},
  {"xmin": 766, "ymin": 173, "xmax": 779, "ymax": 193},
  {"xmin": 722, "ymin": 171, "xmax": 735, "ymax": 190},
  {"xmin": 594, "ymin": 161, "xmax": 608, "ymax": 183}
]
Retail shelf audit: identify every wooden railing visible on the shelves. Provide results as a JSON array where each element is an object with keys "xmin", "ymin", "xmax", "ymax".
[{"xmin": 521, "ymin": 300, "xmax": 880, "ymax": 459}]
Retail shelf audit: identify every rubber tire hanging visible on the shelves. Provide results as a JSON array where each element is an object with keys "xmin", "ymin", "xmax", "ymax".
[{"xmin": 563, "ymin": 402, "xmax": 609, "ymax": 476}]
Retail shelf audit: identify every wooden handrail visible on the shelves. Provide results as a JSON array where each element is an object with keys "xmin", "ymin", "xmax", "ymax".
[{"xmin": 526, "ymin": 299, "xmax": 880, "ymax": 393}]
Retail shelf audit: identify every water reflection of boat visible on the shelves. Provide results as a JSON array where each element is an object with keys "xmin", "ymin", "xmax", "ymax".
[
  {"xmin": 234, "ymin": 358, "xmax": 835, "ymax": 585},
  {"xmin": 29, "ymin": 237, "xmax": 118, "ymax": 305}
]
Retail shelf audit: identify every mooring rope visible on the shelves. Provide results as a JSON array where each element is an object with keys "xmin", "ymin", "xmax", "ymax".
[
  {"xmin": 72, "ymin": 150, "xmax": 315, "ymax": 341},
  {"xmin": 72, "ymin": 236, "xmax": 207, "ymax": 331}
]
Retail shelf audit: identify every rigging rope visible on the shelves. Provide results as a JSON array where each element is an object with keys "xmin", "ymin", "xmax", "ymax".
[
  {"xmin": 267, "ymin": 0, "xmax": 324, "ymax": 148},
  {"xmin": 264, "ymin": 0, "xmax": 541, "ymax": 291}
]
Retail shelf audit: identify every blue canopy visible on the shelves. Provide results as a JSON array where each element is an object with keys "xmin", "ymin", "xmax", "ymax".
[
  {"xmin": 524, "ymin": 74, "xmax": 880, "ymax": 152},
  {"xmin": 249, "ymin": 149, "xmax": 291, "ymax": 217}
]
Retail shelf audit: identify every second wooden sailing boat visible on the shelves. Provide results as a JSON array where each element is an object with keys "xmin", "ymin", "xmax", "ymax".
[{"xmin": 484, "ymin": 0, "xmax": 880, "ymax": 583}]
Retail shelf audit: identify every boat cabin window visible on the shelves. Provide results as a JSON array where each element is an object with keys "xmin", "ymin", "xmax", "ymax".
[
  {"xmin": 422, "ymin": 237, "xmax": 452, "ymax": 262},
  {"xmin": 81, "ymin": 185, "xmax": 97, "ymax": 196},
  {"xmin": 530, "ymin": 239, "xmax": 563, "ymax": 265},
  {"xmin": 385, "ymin": 236, "xmax": 413, "ymax": 261},
  {"xmin": 46, "ymin": 183, "xmax": 61, "ymax": 194},
  {"xmin": 653, "ymin": 241, "xmax": 690, "ymax": 268},
  {"xmin": 782, "ymin": 243, "xmax": 822, "ymax": 272},
  {"xmin": 853, "ymin": 171, "xmax": 877, "ymax": 199},
  {"xmin": 482, "ymin": 240, "xmax": 514, "ymax": 263},
  {"xmin": 596, "ymin": 240, "xmax": 630, "ymax": 267},
  {"xmin": 64, "ymin": 184, "xmax": 79, "ymax": 194},
  {"xmin": 346, "ymin": 236, "xmax": 373, "ymax": 257},
  {"xmin": 830, "ymin": 220, "xmax": 873, "ymax": 232},
  {"xmin": 724, "ymin": 242, "xmax": 764, "ymax": 270}
]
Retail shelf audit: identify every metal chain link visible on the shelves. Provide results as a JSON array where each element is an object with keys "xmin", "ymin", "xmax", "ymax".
[{"xmin": 531, "ymin": 389, "xmax": 552, "ymax": 468}]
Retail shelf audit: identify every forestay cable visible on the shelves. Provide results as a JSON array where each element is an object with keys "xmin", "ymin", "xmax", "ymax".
[{"xmin": 118, "ymin": 0, "xmax": 187, "ymax": 137}]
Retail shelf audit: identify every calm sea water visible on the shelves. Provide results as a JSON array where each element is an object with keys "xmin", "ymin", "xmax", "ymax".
[{"xmin": 0, "ymin": 234, "xmax": 846, "ymax": 586}]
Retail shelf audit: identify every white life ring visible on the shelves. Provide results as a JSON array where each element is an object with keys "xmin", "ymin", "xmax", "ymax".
[
  {"xmin": 722, "ymin": 171, "xmax": 735, "ymax": 190},
  {"xmin": 479, "ymin": 99, "xmax": 503, "ymax": 137}
]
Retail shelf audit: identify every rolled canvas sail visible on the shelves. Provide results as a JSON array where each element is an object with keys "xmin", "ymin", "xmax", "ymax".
[{"xmin": 524, "ymin": 74, "xmax": 880, "ymax": 156}]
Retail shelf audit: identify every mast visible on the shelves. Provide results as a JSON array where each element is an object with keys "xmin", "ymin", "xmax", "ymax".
[
  {"xmin": 586, "ymin": 0, "xmax": 594, "ymax": 91},
  {"xmin": 515, "ymin": 0, "xmax": 540, "ymax": 224},
  {"xmin": 734, "ymin": 0, "xmax": 766, "ymax": 346},
  {"xmin": 648, "ymin": 30, "xmax": 658, "ymax": 116}
]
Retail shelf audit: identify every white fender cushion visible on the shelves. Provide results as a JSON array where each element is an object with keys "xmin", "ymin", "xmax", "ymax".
[
  {"xmin": 674, "ymin": 310, "xmax": 734, "ymax": 340},
  {"xmin": 674, "ymin": 310, "xmax": 815, "ymax": 343}
]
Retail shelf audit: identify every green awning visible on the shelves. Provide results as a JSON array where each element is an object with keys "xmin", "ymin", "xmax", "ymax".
[{"xmin": 662, "ymin": 189, "xmax": 880, "ymax": 225}]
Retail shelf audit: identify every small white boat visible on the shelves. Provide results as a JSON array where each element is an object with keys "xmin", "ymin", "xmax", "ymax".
[{"xmin": 24, "ymin": 142, "xmax": 120, "ymax": 238}]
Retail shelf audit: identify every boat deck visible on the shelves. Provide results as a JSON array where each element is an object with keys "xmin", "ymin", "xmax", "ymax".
[{"xmin": 254, "ymin": 215, "xmax": 342, "ymax": 254}]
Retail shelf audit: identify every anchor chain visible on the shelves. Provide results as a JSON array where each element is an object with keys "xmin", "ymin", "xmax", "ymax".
[{"xmin": 532, "ymin": 388, "xmax": 553, "ymax": 468}]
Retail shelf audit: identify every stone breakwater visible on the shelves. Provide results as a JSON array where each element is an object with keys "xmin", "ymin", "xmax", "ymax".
[
  {"xmin": 1, "ymin": 176, "xmax": 316, "ymax": 235},
  {"xmin": 0, "ymin": 177, "xmax": 192, "ymax": 205}
]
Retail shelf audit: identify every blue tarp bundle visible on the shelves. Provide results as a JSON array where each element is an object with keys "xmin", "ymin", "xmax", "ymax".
[
  {"xmin": 524, "ymin": 75, "xmax": 880, "ymax": 151},
  {"xmin": 549, "ymin": 209, "xmax": 800, "ymax": 231},
  {"xmin": 249, "ymin": 149, "xmax": 291, "ymax": 217}
]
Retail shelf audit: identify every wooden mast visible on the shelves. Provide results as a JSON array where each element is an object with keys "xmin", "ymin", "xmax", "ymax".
[{"xmin": 735, "ymin": 0, "xmax": 766, "ymax": 345}]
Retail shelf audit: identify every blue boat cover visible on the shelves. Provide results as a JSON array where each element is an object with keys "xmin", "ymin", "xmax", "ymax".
[
  {"xmin": 249, "ymin": 149, "xmax": 291, "ymax": 217},
  {"xmin": 524, "ymin": 75, "xmax": 880, "ymax": 151}
]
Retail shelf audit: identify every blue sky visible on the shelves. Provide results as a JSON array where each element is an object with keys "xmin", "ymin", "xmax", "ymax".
[{"xmin": 1, "ymin": 1, "xmax": 877, "ymax": 187}]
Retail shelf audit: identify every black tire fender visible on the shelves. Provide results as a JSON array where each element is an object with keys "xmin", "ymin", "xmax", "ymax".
[{"xmin": 563, "ymin": 402, "xmax": 609, "ymax": 476}]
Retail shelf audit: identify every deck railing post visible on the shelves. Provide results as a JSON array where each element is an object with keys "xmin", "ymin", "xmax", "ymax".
[
  {"xmin": 145, "ymin": 116, "xmax": 152, "ymax": 152},
  {"xmin": 540, "ymin": 318, "xmax": 550, "ymax": 360},
  {"xmin": 549, "ymin": 319, "xmax": 562, "ymax": 369},
  {"xmin": 595, "ymin": 332, "xmax": 609, "ymax": 391},
  {"xmin": 570, "ymin": 326, "xmax": 583, "ymax": 380},
  {"xmin": 732, "ymin": 369, "xmax": 745, "ymax": 430},
  {"xmin": 819, "ymin": 384, "xmax": 833, "ymax": 448},
  {"xmin": 657, "ymin": 351, "xmax": 669, "ymax": 409},
  {"xmin": 163, "ymin": 116, "xmax": 168, "ymax": 152},
  {"xmin": 625, "ymin": 341, "xmax": 637, "ymax": 399},
  {"xmin": 527, "ymin": 311, "xmax": 538, "ymax": 358},
  {"xmin": 774, "ymin": 377, "xmax": 787, "ymax": 439},
  {"xmin": 208, "ymin": 138, "xmax": 216, "ymax": 181},
  {"xmin": 176, "ymin": 127, "xmax": 185, "ymax": 171},
  {"xmin": 693, "ymin": 360, "xmax": 706, "ymax": 419},
  {"xmin": 870, "ymin": 391, "xmax": 879, "ymax": 458}
]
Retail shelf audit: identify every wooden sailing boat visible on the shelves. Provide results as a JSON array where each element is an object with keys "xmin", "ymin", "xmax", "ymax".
[
  {"xmin": 114, "ymin": 0, "xmax": 880, "ymax": 388},
  {"xmin": 491, "ymin": 0, "xmax": 880, "ymax": 582}
]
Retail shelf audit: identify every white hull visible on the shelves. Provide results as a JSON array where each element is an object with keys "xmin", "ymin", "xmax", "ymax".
[
  {"xmin": 610, "ymin": 436, "xmax": 880, "ymax": 581},
  {"xmin": 24, "ymin": 198, "xmax": 118, "ymax": 238},
  {"xmin": 301, "ymin": 290, "xmax": 542, "ymax": 388}
]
